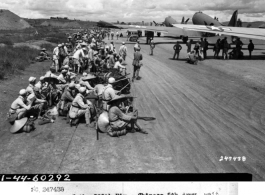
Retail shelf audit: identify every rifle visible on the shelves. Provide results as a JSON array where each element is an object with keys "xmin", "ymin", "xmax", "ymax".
[{"xmin": 137, "ymin": 116, "xmax": 156, "ymax": 121}]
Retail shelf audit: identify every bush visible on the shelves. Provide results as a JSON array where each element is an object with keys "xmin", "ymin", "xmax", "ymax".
[
  {"xmin": 0, "ymin": 37, "xmax": 14, "ymax": 46},
  {"xmin": 0, "ymin": 69, "xmax": 5, "ymax": 79},
  {"xmin": 0, "ymin": 46, "xmax": 39, "ymax": 80},
  {"xmin": 45, "ymin": 32, "xmax": 67, "ymax": 44}
]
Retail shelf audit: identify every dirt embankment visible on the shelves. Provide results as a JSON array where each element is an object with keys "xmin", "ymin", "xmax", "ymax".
[{"xmin": 0, "ymin": 9, "xmax": 32, "ymax": 30}]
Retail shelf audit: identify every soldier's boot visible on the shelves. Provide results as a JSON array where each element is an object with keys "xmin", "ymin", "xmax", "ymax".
[
  {"xmin": 70, "ymin": 117, "xmax": 79, "ymax": 127},
  {"xmin": 85, "ymin": 108, "xmax": 95, "ymax": 128},
  {"xmin": 66, "ymin": 113, "xmax": 70, "ymax": 124},
  {"xmin": 135, "ymin": 121, "xmax": 148, "ymax": 134},
  {"xmin": 130, "ymin": 122, "xmax": 136, "ymax": 133},
  {"xmin": 38, "ymin": 103, "xmax": 45, "ymax": 119}
]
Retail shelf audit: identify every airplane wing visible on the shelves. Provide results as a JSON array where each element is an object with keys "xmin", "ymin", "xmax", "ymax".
[
  {"xmin": 97, "ymin": 21, "xmax": 168, "ymax": 33},
  {"xmin": 114, "ymin": 24, "xmax": 169, "ymax": 33},
  {"xmin": 172, "ymin": 24, "xmax": 265, "ymax": 40}
]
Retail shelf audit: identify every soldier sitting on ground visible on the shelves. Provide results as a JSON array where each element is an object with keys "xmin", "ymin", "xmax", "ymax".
[
  {"xmin": 69, "ymin": 87, "xmax": 95, "ymax": 127},
  {"xmin": 107, "ymin": 96, "xmax": 148, "ymax": 137},
  {"xmin": 79, "ymin": 72, "xmax": 95, "ymax": 92},
  {"xmin": 8, "ymin": 89, "xmax": 33, "ymax": 122},
  {"xmin": 102, "ymin": 77, "xmax": 121, "ymax": 111},
  {"xmin": 58, "ymin": 83, "xmax": 76, "ymax": 120},
  {"xmin": 187, "ymin": 50, "xmax": 198, "ymax": 65},
  {"xmin": 114, "ymin": 58, "xmax": 126, "ymax": 75},
  {"xmin": 26, "ymin": 86, "xmax": 48, "ymax": 119},
  {"xmin": 35, "ymin": 76, "xmax": 48, "ymax": 92},
  {"xmin": 36, "ymin": 48, "xmax": 50, "ymax": 62}
]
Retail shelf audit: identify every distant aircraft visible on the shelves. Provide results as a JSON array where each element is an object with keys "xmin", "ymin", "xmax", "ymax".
[
  {"xmin": 153, "ymin": 16, "xmax": 190, "ymax": 27},
  {"xmin": 191, "ymin": 10, "xmax": 238, "ymax": 27},
  {"xmin": 172, "ymin": 10, "xmax": 265, "ymax": 41},
  {"xmin": 153, "ymin": 16, "xmax": 189, "ymax": 27},
  {"xmin": 97, "ymin": 10, "xmax": 238, "ymax": 42}
]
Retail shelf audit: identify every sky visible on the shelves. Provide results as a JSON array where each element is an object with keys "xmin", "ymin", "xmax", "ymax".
[{"xmin": 1, "ymin": 0, "xmax": 265, "ymax": 23}]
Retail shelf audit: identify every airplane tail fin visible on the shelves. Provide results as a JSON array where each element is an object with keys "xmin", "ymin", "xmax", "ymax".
[
  {"xmin": 153, "ymin": 21, "xmax": 158, "ymax": 26},
  {"xmin": 228, "ymin": 10, "xmax": 238, "ymax": 27},
  {"xmin": 181, "ymin": 17, "xmax": 184, "ymax": 24}
]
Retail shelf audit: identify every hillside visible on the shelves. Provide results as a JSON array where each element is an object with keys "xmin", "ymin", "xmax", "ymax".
[
  {"xmin": 0, "ymin": 9, "xmax": 32, "ymax": 30},
  {"xmin": 39, "ymin": 19, "xmax": 98, "ymax": 29}
]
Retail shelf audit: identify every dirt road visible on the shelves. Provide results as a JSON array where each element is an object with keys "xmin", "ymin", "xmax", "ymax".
[{"xmin": 0, "ymin": 37, "xmax": 265, "ymax": 180}]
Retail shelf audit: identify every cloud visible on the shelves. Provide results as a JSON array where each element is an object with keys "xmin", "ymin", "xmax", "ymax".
[
  {"xmin": 146, "ymin": 5, "xmax": 156, "ymax": 9},
  {"xmin": 0, "ymin": 0, "xmax": 264, "ymax": 22}
]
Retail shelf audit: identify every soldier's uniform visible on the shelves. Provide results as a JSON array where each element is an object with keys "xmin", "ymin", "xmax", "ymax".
[
  {"xmin": 69, "ymin": 87, "xmax": 93, "ymax": 126},
  {"xmin": 8, "ymin": 90, "xmax": 31, "ymax": 120}
]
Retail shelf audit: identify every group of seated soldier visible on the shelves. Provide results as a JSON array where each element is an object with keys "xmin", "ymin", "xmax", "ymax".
[
  {"xmin": 52, "ymin": 30, "xmax": 127, "ymax": 77},
  {"xmin": 8, "ymin": 65, "xmax": 100, "ymax": 128},
  {"xmin": 8, "ymin": 64, "xmax": 146, "ymax": 136},
  {"xmin": 8, "ymin": 28, "xmax": 148, "ymax": 137}
]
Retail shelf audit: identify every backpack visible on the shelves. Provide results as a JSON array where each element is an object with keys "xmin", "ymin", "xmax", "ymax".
[
  {"xmin": 23, "ymin": 117, "xmax": 35, "ymax": 133},
  {"xmin": 59, "ymin": 47, "xmax": 66, "ymax": 57}
]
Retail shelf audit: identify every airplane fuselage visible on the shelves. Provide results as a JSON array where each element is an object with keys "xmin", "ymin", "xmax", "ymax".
[
  {"xmin": 192, "ymin": 12, "xmax": 223, "ymax": 26},
  {"xmin": 164, "ymin": 16, "xmax": 177, "ymax": 27}
]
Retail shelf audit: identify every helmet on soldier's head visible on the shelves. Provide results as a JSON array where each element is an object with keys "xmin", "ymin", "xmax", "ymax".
[
  {"xmin": 75, "ymin": 84, "xmax": 81, "ymax": 90},
  {"xmin": 63, "ymin": 65, "xmax": 69, "ymax": 69},
  {"xmin": 29, "ymin": 77, "xmax": 36, "ymax": 83},
  {"xmin": 79, "ymin": 87, "xmax": 86, "ymax": 93},
  {"xmin": 69, "ymin": 83, "xmax": 75, "ymax": 89},
  {"xmin": 19, "ymin": 89, "xmax": 27, "ymax": 96},
  {"xmin": 49, "ymin": 66, "xmax": 56, "ymax": 73},
  {"xmin": 108, "ymin": 77, "xmax": 115, "ymax": 84},
  {"xmin": 61, "ymin": 69, "xmax": 67, "ymax": 73}
]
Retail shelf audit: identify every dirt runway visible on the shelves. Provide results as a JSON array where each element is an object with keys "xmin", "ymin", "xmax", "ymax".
[{"xmin": 0, "ymin": 36, "xmax": 265, "ymax": 180}]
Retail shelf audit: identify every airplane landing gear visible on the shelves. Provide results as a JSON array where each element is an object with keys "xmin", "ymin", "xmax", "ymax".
[{"xmin": 182, "ymin": 36, "xmax": 188, "ymax": 43}]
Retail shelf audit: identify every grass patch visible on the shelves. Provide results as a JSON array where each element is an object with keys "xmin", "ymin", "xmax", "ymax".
[
  {"xmin": 45, "ymin": 33, "xmax": 66, "ymax": 44},
  {"xmin": 0, "ymin": 46, "xmax": 39, "ymax": 80},
  {"xmin": 0, "ymin": 37, "xmax": 14, "ymax": 46}
]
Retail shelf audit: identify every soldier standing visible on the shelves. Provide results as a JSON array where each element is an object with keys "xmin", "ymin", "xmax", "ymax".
[
  {"xmin": 150, "ymin": 40, "xmax": 155, "ymax": 55},
  {"xmin": 132, "ymin": 48, "xmax": 143, "ymax": 81},
  {"xmin": 248, "ymin": 40, "xmax": 254, "ymax": 59},
  {"xmin": 119, "ymin": 42, "xmax": 127, "ymax": 61},
  {"xmin": 173, "ymin": 41, "xmax": 182, "ymax": 60},
  {"xmin": 134, "ymin": 40, "xmax": 141, "ymax": 52},
  {"xmin": 203, "ymin": 38, "xmax": 208, "ymax": 59}
]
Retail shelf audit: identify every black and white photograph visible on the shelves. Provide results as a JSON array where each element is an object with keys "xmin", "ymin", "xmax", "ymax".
[{"xmin": 0, "ymin": 0, "xmax": 265, "ymax": 181}]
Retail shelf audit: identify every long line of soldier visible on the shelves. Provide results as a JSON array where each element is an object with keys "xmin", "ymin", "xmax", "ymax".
[{"xmin": 7, "ymin": 28, "xmax": 148, "ymax": 137}]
